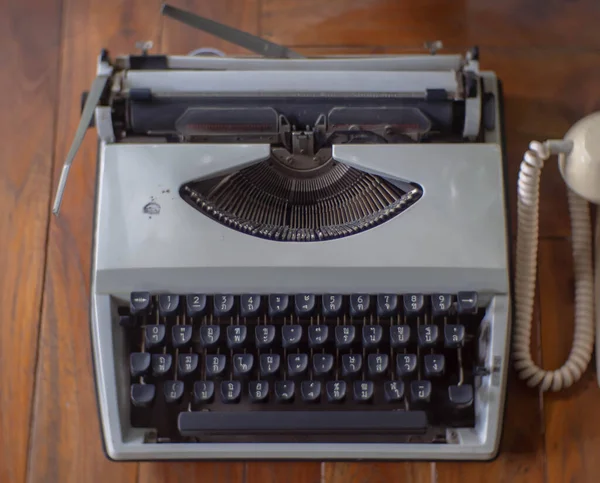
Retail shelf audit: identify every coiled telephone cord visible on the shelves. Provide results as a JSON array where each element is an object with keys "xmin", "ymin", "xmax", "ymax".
[{"xmin": 513, "ymin": 141, "xmax": 595, "ymax": 391}]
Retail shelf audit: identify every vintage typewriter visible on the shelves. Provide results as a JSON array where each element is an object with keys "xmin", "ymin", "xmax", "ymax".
[{"xmin": 52, "ymin": 4, "xmax": 511, "ymax": 462}]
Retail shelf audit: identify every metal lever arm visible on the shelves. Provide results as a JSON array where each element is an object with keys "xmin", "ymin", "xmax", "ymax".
[
  {"xmin": 52, "ymin": 73, "xmax": 110, "ymax": 215},
  {"xmin": 161, "ymin": 3, "xmax": 304, "ymax": 59}
]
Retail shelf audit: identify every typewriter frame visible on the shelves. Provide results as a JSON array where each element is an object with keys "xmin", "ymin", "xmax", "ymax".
[{"xmin": 84, "ymin": 48, "xmax": 512, "ymax": 461}]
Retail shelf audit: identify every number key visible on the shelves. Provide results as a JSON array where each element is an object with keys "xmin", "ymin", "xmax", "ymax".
[
  {"xmin": 295, "ymin": 294, "xmax": 316, "ymax": 316},
  {"xmin": 186, "ymin": 294, "xmax": 207, "ymax": 316},
  {"xmin": 403, "ymin": 294, "xmax": 424, "ymax": 316},
  {"xmin": 431, "ymin": 294, "xmax": 453, "ymax": 316},
  {"xmin": 350, "ymin": 294, "xmax": 371, "ymax": 316},
  {"xmin": 158, "ymin": 294, "xmax": 180, "ymax": 316},
  {"xmin": 377, "ymin": 294, "xmax": 398, "ymax": 316},
  {"xmin": 240, "ymin": 294, "xmax": 261, "ymax": 317},
  {"xmin": 214, "ymin": 294, "xmax": 235, "ymax": 316}
]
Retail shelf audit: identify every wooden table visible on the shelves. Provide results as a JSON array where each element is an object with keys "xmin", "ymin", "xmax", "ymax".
[{"xmin": 2, "ymin": 1, "xmax": 600, "ymax": 482}]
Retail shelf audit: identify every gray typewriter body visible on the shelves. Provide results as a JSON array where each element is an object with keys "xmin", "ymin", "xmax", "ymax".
[{"xmin": 54, "ymin": 6, "xmax": 511, "ymax": 462}]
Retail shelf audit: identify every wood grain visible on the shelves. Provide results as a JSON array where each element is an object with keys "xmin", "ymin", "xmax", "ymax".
[
  {"xmin": 0, "ymin": 1, "xmax": 62, "ymax": 482},
  {"xmin": 138, "ymin": 462, "xmax": 245, "ymax": 483},
  {"xmin": 26, "ymin": 1, "xmax": 163, "ymax": 482},
  {"xmin": 539, "ymin": 239, "xmax": 600, "ymax": 483},
  {"xmin": 324, "ymin": 462, "xmax": 432, "ymax": 483},
  {"xmin": 261, "ymin": 0, "xmax": 600, "ymax": 49},
  {"xmin": 246, "ymin": 462, "xmax": 321, "ymax": 483}
]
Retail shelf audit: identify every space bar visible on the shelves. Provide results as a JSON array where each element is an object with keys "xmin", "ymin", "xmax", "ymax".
[{"xmin": 178, "ymin": 411, "xmax": 428, "ymax": 436}]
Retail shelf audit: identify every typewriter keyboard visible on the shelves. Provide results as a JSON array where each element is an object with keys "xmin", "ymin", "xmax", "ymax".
[{"xmin": 119, "ymin": 292, "xmax": 486, "ymax": 443}]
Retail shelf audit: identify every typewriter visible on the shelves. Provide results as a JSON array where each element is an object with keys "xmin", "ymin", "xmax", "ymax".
[{"xmin": 52, "ymin": 4, "xmax": 511, "ymax": 462}]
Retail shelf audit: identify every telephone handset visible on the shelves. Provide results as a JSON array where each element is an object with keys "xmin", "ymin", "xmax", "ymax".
[{"xmin": 514, "ymin": 112, "xmax": 600, "ymax": 391}]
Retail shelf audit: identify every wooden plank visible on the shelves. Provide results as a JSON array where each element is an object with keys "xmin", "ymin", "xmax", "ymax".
[
  {"xmin": 0, "ymin": 0, "xmax": 62, "ymax": 482},
  {"xmin": 261, "ymin": 0, "xmax": 600, "ymax": 49},
  {"xmin": 539, "ymin": 239, "xmax": 600, "ymax": 483},
  {"xmin": 324, "ymin": 462, "xmax": 432, "ymax": 483},
  {"xmin": 160, "ymin": 0, "xmax": 260, "ymax": 55},
  {"xmin": 26, "ymin": 1, "xmax": 163, "ymax": 482},
  {"xmin": 138, "ymin": 462, "xmax": 245, "ymax": 483},
  {"xmin": 246, "ymin": 462, "xmax": 321, "ymax": 483}
]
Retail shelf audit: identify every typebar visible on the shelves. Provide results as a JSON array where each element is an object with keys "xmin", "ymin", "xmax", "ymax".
[{"xmin": 178, "ymin": 411, "xmax": 428, "ymax": 436}]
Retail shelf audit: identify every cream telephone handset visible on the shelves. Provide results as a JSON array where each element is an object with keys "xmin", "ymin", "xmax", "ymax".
[{"xmin": 514, "ymin": 112, "xmax": 600, "ymax": 391}]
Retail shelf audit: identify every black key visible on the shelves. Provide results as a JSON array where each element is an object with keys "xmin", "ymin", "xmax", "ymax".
[
  {"xmin": 403, "ymin": 294, "xmax": 425, "ymax": 316},
  {"xmin": 444, "ymin": 324, "xmax": 466, "ymax": 348},
  {"xmin": 341, "ymin": 353, "xmax": 362, "ymax": 377},
  {"xmin": 199, "ymin": 325, "xmax": 220, "ymax": 348},
  {"xmin": 377, "ymin": 294, "xmax": 399, "ymax": 316},
  {"xmin": 178, "ymin": 353, "xmax": 199, "ymax": 377},
  {"xmin": 418, "ymin": 325, "xmax": 439, "ymax": 348},
  {"xmin": 281, "ymin": 325, "xmax": 302, "ymax": 349},
  {"xmin": 353, "ymin": 380, "xmax": 374, "ymax": 402},
  {"xmin": 164, "ymin": 380, "xmax": 185, "ymax": 403},
  {"xmin": 275, "ymin": 380, "xmax": 295, "ymax": 402},
  {"xmin": 227, "ymin": 325, "xmax": 248, "ymax": 349},
  {"xmin": 130, "ymin": 292, "xmax": 151, "ymax": 315},
  {"xmin": 144, "ymin": 325, "xmax": 166, "ymax": 349},
  {"xmin": 424, "ymin": 354, "xmax": 445, "ymax": 377},
  {"xmin": 151, "ymin": 353, "xmax": 172, "ymax": 377},
  {"xmin": 233, "ymin": 354, "xmax": 254, "ymax": 377},
  {"xmin": 326, "ymin": 380, "xmax": 347, "ymax": 403},
  {"xmin": 119, "ymin": 315, "xmax": 136, "ymax": 328},
  {"xmin": 177, "ymin": 409, "xmax": 431, "ymax": 436},
  {"xmin": 259, "ymin": 353, "xmax": 280, "ymax": 377},
  {"xmin": 335, "ymin": 325, "xmax": 356, "ymax": 349},
  {"xmin": 205, "ymin": 354, "xmax": 227, "ymax": 377},
  {"xmin": 186, "ymin": 294, "xmax": 207, "ymax": 316},
  {"xmin": 350, "ymin": 294, "xmax": 371, "ymax": 316},
  {"xmin": 322, "ymin": 294, "xmax": 343, "ymax": 317},
  {"xmin": 178, "ymin": 410, "xmax": 429, "ymax": 437},
  {"xmin": 431, "ymin": 294, "xmax": 453, "ymax": 316},
  {"xmin": 457, "ymin": 291, "xmax": 478, "ymax": 314},
  {"xmin": 390, "ymin": 325, "xmax": 411, "ymax": 348},
  {"xmin": 410, "ymin": 380, "xmax": 432, "ymax": 403},
  {"xmin": 269, "ymin": 294, "xmax": 290, "ymax": 317},
  {"xmin": 172, "ymin": 325, "xmax": 193, "ymax": 348},
  {"xmin": 193, "ymin": 381, "xmax": 214, "ymax": 403},
  {"xmin": 240, "ymin": 294, "xmax": 262, "ymax": 317},
  {"xmin": 312, "ymin": 354, "xmax": 334, "ymax": 377},
  {"xmin": 249, "ymin": 380, "xmax": 269, "ymax": 403},
  {"xmin": 130, "ymin": 383, "xmax": 155, "ymax": 407},
  {"xmin": 367, "ymin": 353, "xmax": 389, "ymax": 377},
  {"xmin": 301, "ymin": 381, "xmax": 321, "ymax": 402},
  {"xmin": 214, "ymin": 294, "xmax": 235, "ymax": 316},
  {"xmin": 295, "ymin": 294, "xmax": 316, "ymax": 316},
  {"xmin": 362, "ymin": 325, "xmax": 383, "ymax": 349},
  {"xmin": 287, "ymin": 353, "xmax": 309, "ymax": 377},
  {"xmin": 130, "ymin": 352, "xmax": 151, "ymax": 377},
  {"xmin": 448, "ymin": 384, "xmax": 474, "ymax": 408},
  {"xmin": 255, "ymin": 325, "xmax": 276, "ymax": 348},
  {"xmin": 396, "ymin": 354, "xmax": 418, "ymax": 377},
  {"xmin": 308, "ymin": 325, "xmax": 329, "ymax": 348},
  {"xmin": 158, "ymin": 294, "xmax": 180, "ymax": 316},
  {"xmin": 384, "ymin": 381, "xmax": 405, "ymax": 402},
  {"xmin": 220, "ymin": 380, "xmax": 241, "ymax": 403}
]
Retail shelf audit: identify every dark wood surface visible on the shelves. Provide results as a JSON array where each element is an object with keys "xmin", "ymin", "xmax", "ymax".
[{"xmin": 1, "ymin": 1, "xmax": 600, "ymax": 482}]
